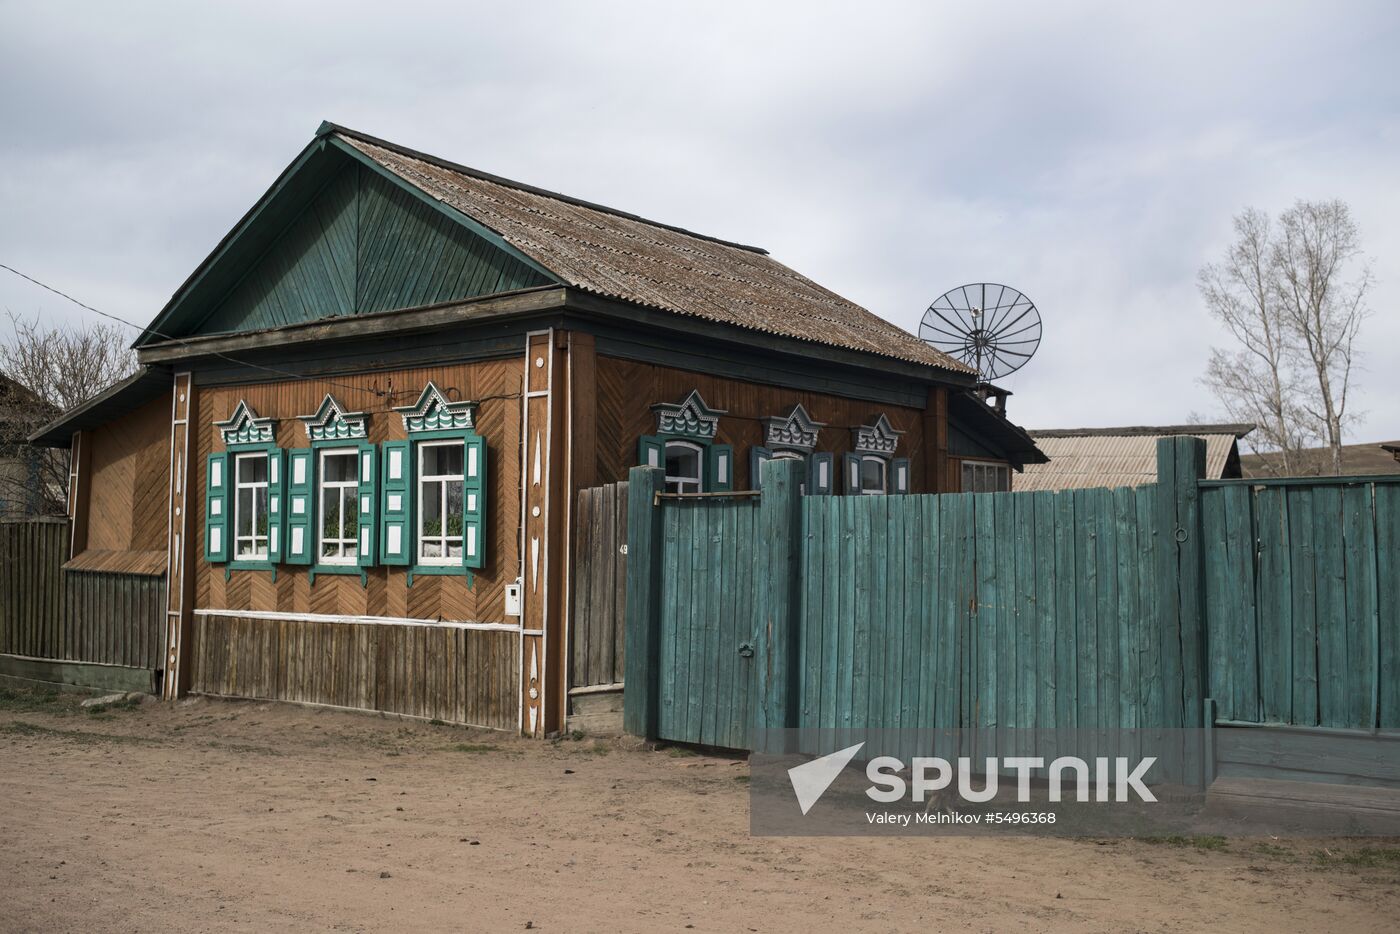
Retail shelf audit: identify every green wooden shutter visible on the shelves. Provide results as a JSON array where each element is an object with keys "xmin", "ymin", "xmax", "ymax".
[
  {"xmin": 749, "ymin": 446, "xmax": 772, "ymax": 490},
  {"xmin": 638, "ymin": 434, "xmax": 664, "ymax": 469},
  {"xmin": 379, "ymin": 441, "xmax": 413, "ymax": 565},
  {"xmin": 807, "ymin": 452, "xmax": 834, "ymax": 495},
  {"xmin": 284, "ymin": 449, "xmax": 315, "ymax": 564},
  {"xmin": 462, "ymin": 433, "xmax": 487, "ymax": 570},
  {"xmin": 843, "ymin": 453, "xmax": 861, "ymax": 495},
  {"xmin": 892, "ymin": 457, "xmax": 911, "ymax": 494},
  {"xmin": 707, "ymin": 444, "xmax": 733, "ymax": 492},
  {"xmin": 265, "ymin": 449, "xmax": 286, "ymax": 563},
  {"xmin": 356, "ymin": 442, "xmax": 378, "ymax": 568},
  {"xmin": 205, "ymin": 452, "xmax": 229, "ymax": 562}
]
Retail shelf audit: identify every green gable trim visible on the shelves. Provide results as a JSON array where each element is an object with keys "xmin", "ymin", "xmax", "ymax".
[
  {"xmin": 195, "ymin": 160, "xmax": 555, "ymax": 336},
  {"xmin": 137, "ymin": 133, "xmax": 559, "ymax": 346}
]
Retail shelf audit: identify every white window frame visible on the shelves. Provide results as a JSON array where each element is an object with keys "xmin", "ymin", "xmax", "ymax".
[
  {"xmin": 417, "ymin": 439, "xmax": 465, "ymax": 566},
  {"xmin": 233, "ymin": 451, "xmax": 270, "ymax": 560},
  {"xmin": 961, "ymin": 459, "xmax": 1011, "ymax": 493},
  {"xmin": 317, "ymin": 447, "xmax": 359, "ymax": 566},
  {"xmin": 664, "ymin": 440, "xmax": 704, "ymax": 494},
  {"xmin": 859, "ymin": 454, "xmax": 888, "ymax": 495}
]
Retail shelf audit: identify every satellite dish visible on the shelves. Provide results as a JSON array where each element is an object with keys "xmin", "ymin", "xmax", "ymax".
[{"xmin": 919, "ymin": 283, "xmax": 1042, "ymax": 382}]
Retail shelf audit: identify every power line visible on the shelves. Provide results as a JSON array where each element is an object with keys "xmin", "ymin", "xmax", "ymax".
[{"xmin": 0, "ymin": 262, "xmax": 395, "ymax": 400}]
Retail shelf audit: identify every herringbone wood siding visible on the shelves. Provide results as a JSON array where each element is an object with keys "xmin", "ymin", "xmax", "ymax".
[
  {"xmin": 595, "ymin": 357, "xmax": 927, "ymax": 490},
  {"xmin": 195, "ymin": 358, "xmax": 523, "ymax": 622},
  {"xmin": 83, "ymin": 393, "xmax": 172, "ymax": 555}
]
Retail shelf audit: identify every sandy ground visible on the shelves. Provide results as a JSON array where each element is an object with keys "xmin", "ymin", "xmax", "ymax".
[{"xmin": 2, "ymin": 689, "xmax": 1398, "ymax": 933}]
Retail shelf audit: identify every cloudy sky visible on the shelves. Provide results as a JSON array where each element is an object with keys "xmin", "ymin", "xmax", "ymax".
[{"xmin": 2, "ymin": 1, "xmax": 1396, "ymax": 441}]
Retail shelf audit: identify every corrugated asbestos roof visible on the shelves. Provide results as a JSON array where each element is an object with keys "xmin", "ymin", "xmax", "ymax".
[
  {"xmin": 1013, "ymin": 426, "xmax": 1249, "ymax": 491},
  {"xmin": 332, "ymin": 128, "xmax": 972, "ymax": 375}
]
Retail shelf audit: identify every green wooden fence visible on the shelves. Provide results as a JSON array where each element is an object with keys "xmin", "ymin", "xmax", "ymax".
[
  {"xmin": 625, "ymin": 438, "xmax": 1400, "ymax": 770},
  {"xmin": 1202, "ymin": 476, "xmax": 1400, "ymax": 730}
]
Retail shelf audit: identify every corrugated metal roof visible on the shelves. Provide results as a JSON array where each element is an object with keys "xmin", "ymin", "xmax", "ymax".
[
  {"xmin": 333, "ymin": 128, "xmax": 972, "ymax": 376},
  {"xmin": 1013, "ymin": 428, "xmax": 1245, "ymax": 491}
]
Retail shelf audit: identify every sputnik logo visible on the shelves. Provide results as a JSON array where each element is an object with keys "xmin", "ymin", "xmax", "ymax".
[{"xmin": 787, "ymin": 742, "xmax": 865, "ymax": 815}]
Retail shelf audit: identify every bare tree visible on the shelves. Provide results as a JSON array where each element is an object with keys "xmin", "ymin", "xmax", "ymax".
[
  {"xmin": 1272, "ymin": 200, "xmax": 1370, "ymax": 476},
  {"xmin": 1199, "ymin": 201, "xmax": 1370, "ymax": 476},
  {"xmin": 0, "ymin": 313, "xmax": 137, "ymax": 514}
]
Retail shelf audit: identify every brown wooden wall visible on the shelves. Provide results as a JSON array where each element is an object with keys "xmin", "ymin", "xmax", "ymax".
[
  {"xmin": 594, "ymin": 356, "xmax": 928, "ymax": 491},
  {"xmin": 194, "ymin": 358, "xmax": 523, "ymax": 622},
  {"xmin": 188, "ymin": 614, "xmax": 518, "ymax": 730},
  {"xmin": 81, "ymin": 392, "xmax": 171, "ymax": 555}
]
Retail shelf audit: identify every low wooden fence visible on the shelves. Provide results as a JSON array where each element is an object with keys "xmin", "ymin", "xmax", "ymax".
[
  {"xmin": 189, "ymin": 612, "xmax": 520, "ymax": 731},
  {"xmin": 0, "ymin": 518, "xmax": 68, "ymax": 660},
  {"xmin": 624, "ymin": 440, "xmax": 1400, "ymax": 786},
  {"xmin": 1, "ymin": 518, "xmax": 164, "ymax": 692}
]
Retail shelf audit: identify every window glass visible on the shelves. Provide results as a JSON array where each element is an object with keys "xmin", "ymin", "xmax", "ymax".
[
  {"xmin": 961, "ymin": 461, "xmax": 1010, "ymax": 493},
  {"xmin": 860, "ymin": 455, "xmax": 886, "ymax": 495},
  {"xmin": 319, "ymin": 450, "xmax": 359, "ymax": 563},
  {"xmin": 664, "ymin": 441, "xmax": 703, "ymax": 494},
  {"xmin": 418, "ymin": 441, "xmax": 465, "ymax": 564},
  {"xmin": 233, "ymin": 452, "xmax": 270, "ymax": 559}
]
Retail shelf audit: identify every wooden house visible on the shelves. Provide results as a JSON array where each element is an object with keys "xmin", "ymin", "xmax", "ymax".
[{"xmin": 31, "ymin": 122, "xmax": 1042, "ymax": 734}]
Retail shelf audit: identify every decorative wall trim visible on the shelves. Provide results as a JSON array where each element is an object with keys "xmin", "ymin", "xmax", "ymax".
[
  {"xmin": 214, "ymin": 400, "xmax": 276, "ymax": 446},
  {"xmin": 192, "ymin": 608, "xmax": 522, "ymax": 632},
  {"xmin": 761, "ymin": 403, "xmax": 825, "ymax": 453},
  {"xmin": 852, "ymin": 413, "xmax": 902, "ymax": 456},
  {"xmin": 393, "ymin": 381, "xmax": 477, "ymax": 432},
  {"xmin": 652, "ymin": 389, "xmax": 726, "ymax": 440},
  {"xmin": 298, "ymin": 393, "xmax": 368, "ymax": 441}
]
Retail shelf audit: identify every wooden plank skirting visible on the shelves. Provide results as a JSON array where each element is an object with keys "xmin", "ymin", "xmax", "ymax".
[
  {"xmin": 188, "ymin": 613, "xmax": 519, "ymax": 731},
  {"xmin": 0, "ymin": 654, "xmax": 158, "ymax": 695}
]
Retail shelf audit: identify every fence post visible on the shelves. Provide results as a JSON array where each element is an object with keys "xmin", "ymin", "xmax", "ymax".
[
  {"xmin": 1156, "ymin": 437, "xmax": 1208, "ymax": 787},
  {"xmin": 623, "ymin": 466, "xmax": 665, "ymax": 739},
  {"xmin": 755, "ymin": 457, "xmax": 804, "ymax": 751}
]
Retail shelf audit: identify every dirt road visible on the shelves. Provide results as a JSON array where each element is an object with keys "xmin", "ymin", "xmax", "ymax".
[{"xmin": 2, "ymin": 688, "xmax": 1397, "ymax": 933}]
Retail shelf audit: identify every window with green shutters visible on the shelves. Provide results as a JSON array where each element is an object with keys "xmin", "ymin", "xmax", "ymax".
[
  {"xmin": 751, "ymin": 405, "xmax": 832, "ymax": 494},
  {"xmin": 385, "ymin": 382, "xmax": 488, "ymax": 580},
  {"xmin": 637, "ymin": 390, "xmax": 732, "ymax": 493},
  {"xmin": 208, "ymin": 400, "xmax": 285, "ymax": 572}
]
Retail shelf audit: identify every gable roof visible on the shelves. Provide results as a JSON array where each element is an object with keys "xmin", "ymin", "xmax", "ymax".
[
  {"xmin": 1013, "ymin": 424, "xmax": 1252, "ymax": 491},
  {"xmin": 137, "ymin": 122, "xmax": 970, "ymax": 377}
]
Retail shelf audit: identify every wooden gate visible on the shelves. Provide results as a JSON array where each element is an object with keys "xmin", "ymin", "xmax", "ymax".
[
  {"xmin": 569, "ymin": 482, "xmax": 630, "ymax": 730},
  {"xmin": 655, "ymin": 495, "xmax": 762, "ymax": 749}
]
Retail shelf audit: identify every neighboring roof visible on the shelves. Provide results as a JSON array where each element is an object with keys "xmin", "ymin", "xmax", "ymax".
[
  {"xmin": 28, "ymin": 367, "xmax": 170, "ymax": 448},
  {"xmin": 1013, "ymin": 424, "xmax": 1251, "ymax": 491},
  {"xmin": 136, "ymin": 121, "xmax": 969, "ymax": 376},
  {"xmin": 1029, "ymin": 423, "xmax": 1254, "ymax": 439},
  {"xmin": 0, "ymin": 372, "xmax": 55, "ymax": 427},
  {"xmin": 1241, "ymin": 441, "xmax": 1400, "ymax": 479}
]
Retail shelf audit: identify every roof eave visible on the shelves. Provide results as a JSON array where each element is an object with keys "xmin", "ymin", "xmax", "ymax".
[{"xmin": 28, "ymin": 367, "xmax": 171, "ymax": 448}]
